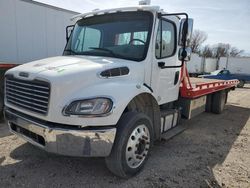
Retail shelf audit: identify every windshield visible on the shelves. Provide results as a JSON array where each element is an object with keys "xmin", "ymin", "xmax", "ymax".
[
  {"xmin": 63, "ymin": 11, "xmax": 153, "ymax": 61},
  {"xmin": 210, "ymin": 70, "xmax": 221, "ymax": 75}
]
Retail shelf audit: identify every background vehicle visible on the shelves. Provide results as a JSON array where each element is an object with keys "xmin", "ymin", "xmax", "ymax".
[
  {"xmin": 0, "ymin": 0, "xmax": 78, "ymax": 119},
  {"xmin": 4, "ymin": 1, "xmax": 239, "ymax": 178},
  {"xmin": 187, "ymin": 53, "xmax": 217, "ymax": 77},
  {"xmin": 199, "ymin": 69, "xmax": 250, "ymax": 88}
]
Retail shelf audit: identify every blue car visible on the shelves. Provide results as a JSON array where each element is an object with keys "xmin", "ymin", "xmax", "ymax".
[{"xmin": 199, "ymin": 69, "xmax": 250, "ymax": 88}]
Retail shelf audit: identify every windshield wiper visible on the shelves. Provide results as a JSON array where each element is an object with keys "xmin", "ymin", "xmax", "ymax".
[
  {"xmin": 89, "ymin": 47, "xmax": 116, "ymax": 56},
  {"xmin": 64, "ymin": 49, "xmax": 78, "ymax": 55}
]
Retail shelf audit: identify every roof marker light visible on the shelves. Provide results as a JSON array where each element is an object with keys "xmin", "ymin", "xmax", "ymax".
[{"xmin": 139, "ymin": 0, "xmax": 151, "ymax": 5}]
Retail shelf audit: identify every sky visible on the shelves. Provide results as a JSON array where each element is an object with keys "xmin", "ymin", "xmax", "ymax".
[{"xmin": 37, "ymin": 0, "xmax": 250, "ymax": 55}]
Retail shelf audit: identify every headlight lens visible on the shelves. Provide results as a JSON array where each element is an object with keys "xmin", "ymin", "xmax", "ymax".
[{"xmin": 64, "ymin": 98, "xmax": 113, "ymax": 116}]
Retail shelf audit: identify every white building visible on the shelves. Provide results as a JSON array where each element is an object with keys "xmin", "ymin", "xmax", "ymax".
[{"xmin": 0, "ymin": 0, "xmax": 79, "ymax": 64}]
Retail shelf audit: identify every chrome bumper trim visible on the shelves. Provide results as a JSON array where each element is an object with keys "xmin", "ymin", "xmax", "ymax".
[{"xmin": 5, "ymin": 109, "xmax": 116, "ymax": 157}]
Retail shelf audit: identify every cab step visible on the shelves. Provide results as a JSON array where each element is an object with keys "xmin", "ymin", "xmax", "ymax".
[
  {"xmin": 160, "ymin": 108, "xmax": 181, "ymax": 133},
  {"xmin": 160, "ymin": 123, "xmax": 187, "ymax": 141}
]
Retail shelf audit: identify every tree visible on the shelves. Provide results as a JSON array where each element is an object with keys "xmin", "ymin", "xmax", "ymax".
[
  {"xmin": 213, "ymin": 43, "xmax": 230, "ymax": 58},
  {"xmin": 200, "ymin": 45, "xmax": 214, "ymax": 57},
  {"xmin": 212, "ymin": 43, "xmax": 244, "ymax": 58},
  {"xmin": 190, "ymin": 30, "xmax": 208, "ymax": 53},
  {"xmin": 229, "ymin": 47, "xmax": 244, "ymax": 57}
]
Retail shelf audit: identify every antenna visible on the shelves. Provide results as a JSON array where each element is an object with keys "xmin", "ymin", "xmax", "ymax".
[{"xmin": 139, "ymin": 0, "xmax": 151, "ymax": 5}]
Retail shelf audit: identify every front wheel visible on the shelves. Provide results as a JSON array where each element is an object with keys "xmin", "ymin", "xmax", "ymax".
[{"xmin": 105, "ymin": 112, "xmax": 153, "ymax": 178}]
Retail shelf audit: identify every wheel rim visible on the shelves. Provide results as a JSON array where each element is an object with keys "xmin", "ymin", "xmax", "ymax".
[{"xmin": 125, "ymin": 124, "xmax": 150, "ymax": 169}]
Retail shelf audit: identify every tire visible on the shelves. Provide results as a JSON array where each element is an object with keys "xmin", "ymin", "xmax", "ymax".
[
  {"xmin": 205, "ymin": 94, "xmax": 213, "ymax": 112},
  {"xmin": 0, "ymin": 91, "xmax": 3, "ymax": 121},
  {"xmin": 211, "ymin": 91, "xmax": 226, "ymax": 114},
  {"xmin": 237, "ymin": 80, "xmax": 245, "ymax": 88},
  {"xmin": 225, "ymin": 91, "xmax": 228, "ymax": 104},
  {"xmin": 0, "ymin": 69, "xmax": 7, "ymax": 121},
  {"xmin": 105, "ymin": 112, "xmax": 154, "ymax": 178}
]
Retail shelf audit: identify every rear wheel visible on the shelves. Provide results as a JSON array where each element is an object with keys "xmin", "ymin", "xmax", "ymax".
[
  {"xmin": 105, "ymin": 112, "xmax": 153, "ymax": 178},
  {"xmin": 0, "ymin": 87, "xmax": 4, "ymax": 121},
  {"xmin": 0, "ymin": 91, "xmax": 3, "ymax": 121},
  {"xmin": 0, "ymin": 70, "xmax": 4, "ymax": 121},
  {"xmin": 237, "ymin": 80, "xmax": 245, "ymax": 88},
  {"xmin": 205, "ymin": 94, "xmax": 213, "ymax": 112},
  {"xmin": 211, "ymin": 91, "xmax": 227, "ymax": 114}
]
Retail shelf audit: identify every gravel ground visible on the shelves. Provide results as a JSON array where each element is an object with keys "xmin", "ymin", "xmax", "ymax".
[{"xmin": 0, "ymin": 86, "xmax": 249, "ymax": 188}]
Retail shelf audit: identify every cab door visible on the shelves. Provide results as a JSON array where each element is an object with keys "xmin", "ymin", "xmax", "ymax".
[{"xmin": 151, "ymin": 17, "xmax": 181, "ymax": 105}]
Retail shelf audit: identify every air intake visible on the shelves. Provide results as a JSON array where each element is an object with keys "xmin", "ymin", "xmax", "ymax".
[{"xmin": 100, "ymin": 67, "xmax": 129, "ymax": 78}]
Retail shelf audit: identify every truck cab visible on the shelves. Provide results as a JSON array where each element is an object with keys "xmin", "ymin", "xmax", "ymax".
[{"xmin": 6, "ymin": 3, "xmax": 227, "ymax": 178}]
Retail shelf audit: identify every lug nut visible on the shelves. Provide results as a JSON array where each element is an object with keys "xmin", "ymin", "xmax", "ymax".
[
  {"xmin": 142, "ymin": 135, "xmax": 148, "ymax": 140},
  {"xmin": 136, "ymin": 155, "xmax": 143, "ymax": 159}
]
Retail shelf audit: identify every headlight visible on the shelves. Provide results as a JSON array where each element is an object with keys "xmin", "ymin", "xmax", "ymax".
[{"xmin": 64, "ymin": 97, "xmax": 113, "ymax": 116}]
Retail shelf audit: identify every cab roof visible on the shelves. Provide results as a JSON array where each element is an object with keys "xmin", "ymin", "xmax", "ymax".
[{"xmin": 71, "ymin": 5, "xmax": 161, "ymax": 20}]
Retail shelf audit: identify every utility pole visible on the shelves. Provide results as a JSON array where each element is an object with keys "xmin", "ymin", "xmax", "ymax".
[{"xmin": 225, "ymin": 44, "xmax": 230, "ymax": 69}]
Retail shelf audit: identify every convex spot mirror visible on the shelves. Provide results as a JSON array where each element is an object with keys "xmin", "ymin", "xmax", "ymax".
[
  {"xmin": 66, "ymin": 25, "xmax": 74, "ymax": 42},
  {"xmin": 178, "ymin": 47, "xmax": 192, "ymax": 61},
  {"xmin": 178, "ymin": 18, "xmax": 193, "ymax": 47}
]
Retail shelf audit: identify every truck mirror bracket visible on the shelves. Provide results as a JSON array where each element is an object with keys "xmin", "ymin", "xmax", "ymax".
[{"xmin": 157, "ymin": 12, "xmax": 189, "ymax": 68}]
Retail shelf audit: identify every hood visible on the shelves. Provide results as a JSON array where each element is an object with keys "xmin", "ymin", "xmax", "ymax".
[
  {"xmin": 6, "ymin": 56, "xmax": 144, "ymax": 94},
  {"xmin": 7, "ymin": 56, "xmax": 136, "ymax": 81}
]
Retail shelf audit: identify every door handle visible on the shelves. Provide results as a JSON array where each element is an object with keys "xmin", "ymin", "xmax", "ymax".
[
  {"xmin": 158, "ymin": 62, "xmax": 165, "ymax": 68},
  {"xmin": 158, "ymin": 62, "xmax": 183, "ymax": 69},
  {"xmin": 174, "ymin": 71, "xmax": 180, "ymax": 85}
]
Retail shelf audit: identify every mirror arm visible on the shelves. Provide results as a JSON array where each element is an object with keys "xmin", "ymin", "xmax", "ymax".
[
  {"xmin": 66, "ymin": 25, "xmax": 75, "ymax": 42},
  {"xmin": 158, "ymin": 12, "xmax": 188, "ymax": 19},
  {"xmin": 157, "ymin": 12, "xmax": 189, "ymax": 68},
  {"xmin": 160, "ymin": 19, "xmax": 162, "ymax": 58}
]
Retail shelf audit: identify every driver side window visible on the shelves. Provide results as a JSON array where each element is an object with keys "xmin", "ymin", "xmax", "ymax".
[
  {"xmin": 155, "ymin": 19, "xmax": 176, "ymax": 59},
  {"xmin": 222, "ymin": 70, "xmax": 229, "ymax": 75},
  {"xmin": 219, "ymin": 70, "xmax": 229, "ymax": 75}
]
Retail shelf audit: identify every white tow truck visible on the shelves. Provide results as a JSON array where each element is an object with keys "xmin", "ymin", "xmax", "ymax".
[{"xmin": 4, "ymin": 2, "xmax": 238, "ymax": 178}]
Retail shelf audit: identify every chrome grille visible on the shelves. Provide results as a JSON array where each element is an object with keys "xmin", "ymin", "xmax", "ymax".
[{"xmin": 5, "ymin": 76, "xmax": 50, "ymax": 115}]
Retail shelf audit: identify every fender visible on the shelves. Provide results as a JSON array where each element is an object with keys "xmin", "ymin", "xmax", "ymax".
[{"xmin": 48, "ymin": 81, "xmax": 156, "ymax": 126}]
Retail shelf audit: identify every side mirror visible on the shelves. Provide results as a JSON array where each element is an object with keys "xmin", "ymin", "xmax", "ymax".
[
  {"xmin": 178, "ymin": 47, "xmax": 192, "ymax": 62},
  {"xmin": 178, "ymin": 18, "xmax": 193, "ymax": 47},
  {"xmin": 66, "ymin": 25, "xmax": 74, "ymax": 42}
]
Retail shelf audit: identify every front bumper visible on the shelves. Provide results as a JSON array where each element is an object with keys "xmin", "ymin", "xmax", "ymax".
[{"xmin": 5, "ymin": 108, "xmax": 116, "ymax": 157}]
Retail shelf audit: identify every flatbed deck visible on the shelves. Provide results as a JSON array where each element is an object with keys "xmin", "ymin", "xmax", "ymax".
[
  {"xmin": 190, "ymin": 77, "xmax": 226, "ymax": 86},
  {"xmin": 180, "ymin": 64, "xmax": 239, "ymax": 99}
]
